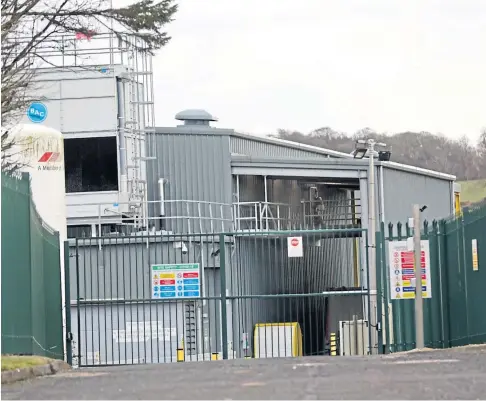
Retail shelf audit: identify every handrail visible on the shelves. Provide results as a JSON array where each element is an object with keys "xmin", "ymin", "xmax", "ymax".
[{"xmin": 67, "ymin": 199, "xmax": 363, "ymax": 238}]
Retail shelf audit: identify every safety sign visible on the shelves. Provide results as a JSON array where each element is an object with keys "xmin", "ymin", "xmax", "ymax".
[
  {"xmin": 388, "ymin": 240, "xmax": 432, "ymax": 300},
  {"xmin": 151, "ymin": 263, "xmax": 201, "ymax": 299}
]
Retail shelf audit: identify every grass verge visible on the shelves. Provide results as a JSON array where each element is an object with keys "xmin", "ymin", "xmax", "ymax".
[
  {"xmin": 1, "ymin": 355, "xmax": 51, "ymax": 371},
  {"xmin": 459, "ymin": 179, "xmax": 486, "ymax": 205}
]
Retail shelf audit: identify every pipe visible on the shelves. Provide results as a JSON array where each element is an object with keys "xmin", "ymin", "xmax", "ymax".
[
  {"xmin": 158, "ymin": 178, "xmax": 166, "ymax": 216},
  {"xmin": 158, "ymin": 178, "xmax": 167, "ymax": 231},
  {"xmin": 116, "ymin": 77, "xmax": 128, "ymax": 194},
  {"xmin": 379, "ymin": 165, "xmax": 385, "ymax": 224}
]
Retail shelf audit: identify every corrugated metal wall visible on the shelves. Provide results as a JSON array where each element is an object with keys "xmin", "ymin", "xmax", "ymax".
[
  {"xmin": 148, "ymin": 133, "xmax": 233, "ymax": 233},
  {"xmin": 382, "ymin": 167, "xmax": 453, "ymax": 224},
  {"xmin": 230, "ymin": 136, "xmax": 336, "ymax": 159}
]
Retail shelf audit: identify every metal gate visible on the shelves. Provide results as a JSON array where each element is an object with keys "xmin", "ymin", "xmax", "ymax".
[{"xmin": 67, "ymin": 228, "xmax": 372, "ymax": 367}]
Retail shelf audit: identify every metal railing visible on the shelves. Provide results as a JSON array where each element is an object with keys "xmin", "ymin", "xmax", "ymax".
[
  {"xmin": 68, "ymin": 198, "xmax": 363, "ymax": 239},
  {"xmin": 301, "ymin": 197, "xmax": 361, "ymax": 229},
  {"xmin": 233, "ymin": 202, "xmax": 297, "ymax": 231},
  {"xmin": 67, "ymin": 199, "xmax": 234, "ymax": 239},
  {"xmin": 233, "ymin": 199, "xmax": 362, "ymax": 232}
]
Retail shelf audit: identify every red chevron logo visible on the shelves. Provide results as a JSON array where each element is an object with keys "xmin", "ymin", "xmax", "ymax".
[{"xmin": 38, "ymin": 152, "xmax": 61, "ymax": 163}]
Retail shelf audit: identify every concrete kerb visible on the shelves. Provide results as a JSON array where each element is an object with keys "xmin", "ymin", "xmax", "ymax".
[{"xmin": 1, "ymin": 360, "xmax": 71, "ymax": 385}]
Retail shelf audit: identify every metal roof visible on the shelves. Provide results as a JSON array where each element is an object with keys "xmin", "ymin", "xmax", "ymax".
[
  {"xmin": 230, "ymin": 155, "xmax": 456, "ymax": 181},
  {"xmin": 154, "ymin": 125, "xmax": 456, "ymax": 182}
]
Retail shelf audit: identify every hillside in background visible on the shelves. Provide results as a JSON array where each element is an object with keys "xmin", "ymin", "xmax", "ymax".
[
  {"xmin": 458, "ymin": 179, "xmax": 486, "ymax": 206},
  {"xmin": 272, "ymin": 128, "xmax": 486, "ymax": 181}
]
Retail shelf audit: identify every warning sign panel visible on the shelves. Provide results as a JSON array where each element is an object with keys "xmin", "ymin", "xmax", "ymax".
[
  {"xmin": 388, "ymin": 240, "xmax": 432, "ymax": 300},
  {"xmin": 287, "ymin": 236, "xmax": 303, "ymax": 258}
]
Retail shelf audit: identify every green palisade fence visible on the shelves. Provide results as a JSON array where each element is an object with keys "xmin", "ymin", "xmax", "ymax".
[
  {"xmin": 1, "ymin": 172, "xmax": 64, "ymax": 359},
  {"xmin": 377, "ymin": 204, "xmax": 486, "ymax": 354}
]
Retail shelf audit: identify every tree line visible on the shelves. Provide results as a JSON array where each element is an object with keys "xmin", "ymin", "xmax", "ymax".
[{"xmin": 272, "ymin": 127, "xmax": 486, "ymax": 181}]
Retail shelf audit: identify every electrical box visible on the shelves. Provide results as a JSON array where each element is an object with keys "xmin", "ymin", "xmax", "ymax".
[{"xmin": 339, "ymin": 319, "xmax": 370, "ymax": 356}]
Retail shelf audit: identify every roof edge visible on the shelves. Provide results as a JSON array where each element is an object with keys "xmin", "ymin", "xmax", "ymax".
[
  {"xmin": 377, "ymin": 161, "xmax": 456, "ymax": 181},
  {"xmin": 232, "ymin": 132, "xmax": 354, "ymax": 159}
]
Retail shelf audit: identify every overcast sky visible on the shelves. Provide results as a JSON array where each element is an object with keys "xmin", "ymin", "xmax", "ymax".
[{"xmin": 152, "ymin": 0, "xmax": 485, "ymax": 141}]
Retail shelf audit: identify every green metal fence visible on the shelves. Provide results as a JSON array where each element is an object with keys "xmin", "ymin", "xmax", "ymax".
[
  {"xmin": 1, "ymin": 172, "xmax": 64, "ymax": 359},
  {"xmin": 70, "ymin": 227, "xmax": 371, "ymax": 366},
  {"xmin": 377, "ymin": 204, "xmax": 486, "ymax": 353}
]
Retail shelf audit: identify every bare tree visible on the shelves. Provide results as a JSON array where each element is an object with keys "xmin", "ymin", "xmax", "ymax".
[
  {"xmin": 478, "ymin": 128, "xmax": 486, "ymax": 155},
  {"xmin": 1, "ymin": 0, "xmax": 178, "ymax": 172}
]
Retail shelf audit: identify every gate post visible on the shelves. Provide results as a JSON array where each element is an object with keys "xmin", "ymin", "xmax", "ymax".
[
  {"xmin": 64, "ymin": 241, "xmax": 73, "ymax": 365},
  {"xmin": 219, "ymin": 234, "xmax": 228, "ymax": 360}
]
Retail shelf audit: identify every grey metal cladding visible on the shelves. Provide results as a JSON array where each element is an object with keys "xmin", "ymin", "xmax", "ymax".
[
  {"xmin": 155, "ymin": 133, "xmax": 232, "ymax": 203},
  {"xmin": 230, "ymin": 136, "xmax": 338, "ymax": 159},
  {"xmin": 147, "ymin": 133, "xmax": 233, "ymax": 232},
  {"xmin": 382, "ymin": 167, "xmax": 453, "ymax": 224}
]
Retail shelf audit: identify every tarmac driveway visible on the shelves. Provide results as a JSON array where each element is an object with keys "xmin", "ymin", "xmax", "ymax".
[{"xmin": 3, "ymin": 346, "xmax": 486, "ymax": 400}]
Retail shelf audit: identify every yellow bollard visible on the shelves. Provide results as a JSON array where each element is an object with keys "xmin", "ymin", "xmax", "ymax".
[
  {"xmin": 177, "ymin": 337, "xmax": 185, "ymax": 362},
  {"xmin": 330, "ymin": 333, "xmax": 337, "ymax": 356},
  {"xmin": 211, "ymin": 353, "xmax": 219, "ymax": 361},
  {"xmin": 177, "ymin": 348, "xmax": 185, "ymax": 362}
]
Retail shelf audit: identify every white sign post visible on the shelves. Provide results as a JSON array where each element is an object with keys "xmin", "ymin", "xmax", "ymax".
[{"xmin": 287, "ymin": 236, "xmax": 303, "ymax": 258}]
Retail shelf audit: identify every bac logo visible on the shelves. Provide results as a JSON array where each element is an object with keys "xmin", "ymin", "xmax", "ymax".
[
  {"xmin": 38, "ymin": 152, "xmax": 61, "ymax": 163},
  {"xmin": 27, "ymin": 102, "xmax": 47, "ymax": 123}
]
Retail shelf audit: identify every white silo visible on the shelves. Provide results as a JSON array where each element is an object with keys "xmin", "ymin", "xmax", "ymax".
[{"xmin": 9, "ymin": 123, "xmax": 67, "ymax": 358}]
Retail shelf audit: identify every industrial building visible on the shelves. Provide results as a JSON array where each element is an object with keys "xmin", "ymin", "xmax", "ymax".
[
  {"xmin": 64, "ymin": 108, "xmax": 457, "ymax": 365},
  {"xmin": 20, "ymin": 34, "xmax": 459, "ymax": 366}
]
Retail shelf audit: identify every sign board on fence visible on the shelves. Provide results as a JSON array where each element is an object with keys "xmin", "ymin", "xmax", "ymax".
[
  {"xmin": 151, "ymin": 263, "xmax": 200, "ymax": 299},
  {"xmin": 388, "ymin": 240, "xmax": 432, "ymax": 300},
  {"xmin": 287, "ymin": 236, "xmax": 303, "ymax": 258},
  {"xmin": 113, "ymin": 322, "xmax": 176, "ymax": 343},
  {"xmin": 472, "ymin": 239, "xmax": 479, "ymax": 271}
]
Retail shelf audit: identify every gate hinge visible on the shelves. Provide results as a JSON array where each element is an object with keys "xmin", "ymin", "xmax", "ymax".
[{"xmin": 66, "ymin": 332, "xmax": 74, "ymax": 342}]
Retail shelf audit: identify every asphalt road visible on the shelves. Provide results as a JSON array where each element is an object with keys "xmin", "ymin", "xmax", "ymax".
[{"xmin": 3, "ymin": 346, "xmax": 486, "ymax": 400}]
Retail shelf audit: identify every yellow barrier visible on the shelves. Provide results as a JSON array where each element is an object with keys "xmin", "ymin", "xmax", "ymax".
[
  {"xmin": 177, "ymin": 348, "xmax": 184, "ymax": 362},
  {"xmin": 211, "ymin": 353, "xmax": 219, "ymax": 361},
  {"xmin": 253, "ymin": 322, "xmax": 303, "ymax": 358}
]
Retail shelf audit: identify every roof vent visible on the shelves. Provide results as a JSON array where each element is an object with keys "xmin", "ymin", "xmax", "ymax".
[{"xmin": 175, "ymin": 109, "xmax": 218, "ymax": 127}]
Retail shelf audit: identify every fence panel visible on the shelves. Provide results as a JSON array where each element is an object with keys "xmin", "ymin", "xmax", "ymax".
[
  {"xmin": 445, "ymin": 206, "xmax": 486, "ymax": 346},
  {"xmin": 377, "ymin": 221, "xmax": 446, "ymax": 353},
  {"xmin": 225, "ymin": 228, "xmax": 372, "ymax": 358},
  {"xmin": 70, "ymin": 233, "xmax": 226, "ymax": 366},
  {"xmin": 1, "ymin": 172, "xmax": 63, "ymax": 359},
  {"xmin": 71, "ymin": 227, "xmax": 372, "ymax": 364},
  {"xmin": 379, "ymin": 203, "xmax": 486, "ymax": 354}
]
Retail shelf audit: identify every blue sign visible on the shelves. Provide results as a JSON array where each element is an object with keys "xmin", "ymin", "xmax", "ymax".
[
  {"xmin": 183, "ymin": 291, "xmax": 200, "ymax": 297},
  {"xmin": 403, "ymin": 286, "xmax": 426, "ymax": 292},
  {"xmin": 27, "ymin": 102, "xmax": 47, "ymax": 123},
  {"xmin": 183, "ymin": 285, "xmax": 200, "ymax": 291},
  {"xmin": 159, "ymin": 285, "xmax": 175, "ymax": 292},
  {"xmin": 183, "ymin": 278, "xmax": 199, "ymax": 285},
  {"xmin": 159, "ymin": 291, "xmax": 176, "ymax": 298}
]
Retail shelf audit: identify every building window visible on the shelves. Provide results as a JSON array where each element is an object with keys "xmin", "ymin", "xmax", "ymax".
[{"xmin": 65, "ymin": 137, "xmax": 118, "ymax": 193}]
